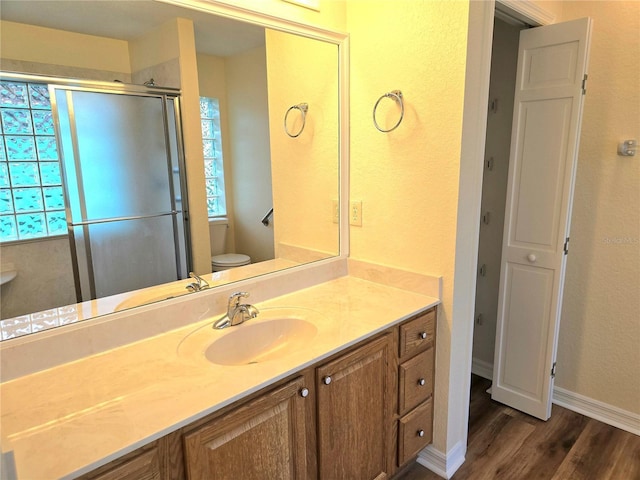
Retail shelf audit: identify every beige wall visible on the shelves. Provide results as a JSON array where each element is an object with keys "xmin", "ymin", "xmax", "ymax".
[
  {"xmin": 265, "ymin": 30, "xmax": 340, "ymax": 259},
  {"xmin": 346, "ymin": 0, "xmax": 469, "ymax": 453},
  {"xmin": 0, "ymin": 20, "xmax": 130, "ymax": 76},
  {"xmin": 0, "ymin": 238, "xmax": 76, "ymax": 320},
  {"xmin": 554, "ymin": 1, "xmax": 640, "ymax": 414},
  {"xmin": 128, "ymin": 19, "xmax": 182, "ymax": 87},
  {"xmin": 196, "ymin": 53, "xmax": 237, "ymax": 254},
  {"xmin": 225, "ymin": 46, "xmax": 275, "ymax": 262}
]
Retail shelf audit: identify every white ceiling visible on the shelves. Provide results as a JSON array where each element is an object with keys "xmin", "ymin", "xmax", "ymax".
[{"xmin": 0, "ymin": 0, "xmax": 266, "ymax": 57}]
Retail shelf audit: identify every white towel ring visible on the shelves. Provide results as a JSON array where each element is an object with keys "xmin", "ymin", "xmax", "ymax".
[
  {"xmin": 284, "ymin": 103, "xmax": 309, "ymax": 138},
  {"xmin": 373, "ymin": 90, "xmax": 404, "ymax": 133}
]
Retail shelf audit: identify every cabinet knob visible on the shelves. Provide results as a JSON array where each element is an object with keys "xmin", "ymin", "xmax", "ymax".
[
  {"xmin": 527, "ymin": 253, "xmax": 537, "ymax": 263},
  {"xmin": 323, "ymin": 376, "xmax": 332, "ymax": 385},
  {"xmin": 417, "ymin": 429, "xmax": 425, "ymax": 437},
  {"xmin": 300, "ymin": 388, "xmax": 309, "ymax": 398},
  {"xmin": 419, "ymin": 332, "xmax": 427, "ymax": 340},
  {"xmin": 418, "ymin": 378, "xmax": 426, "ymax": 386}
]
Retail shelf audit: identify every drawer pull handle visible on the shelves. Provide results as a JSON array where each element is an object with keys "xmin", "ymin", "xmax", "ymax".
[
  {"xmin": 418, "ymin": 378, "xmax": 426, "ymax": 386},
  {"xmin": 417, "ymin": 429, "xmax": 425, "ymax": 437},
  {"xmin": 300, "ymin": 388, "xmax": 309, "ymax": 398},
  {"xmin": 323, "ymin": 376, "xmax": 332, "ymax": 385},
  {"xmin": 419, "ymin": 332, "xmax": 427, "ymax": 340}
]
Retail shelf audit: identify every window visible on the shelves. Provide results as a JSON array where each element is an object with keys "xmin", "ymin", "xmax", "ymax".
[
  {"xmin": 199, "ymin": 97, "xmax": 226, "ymax": 217},
  {"xmin": 0, "ymin": 80, "xmax": 66, "ymax": 241}
]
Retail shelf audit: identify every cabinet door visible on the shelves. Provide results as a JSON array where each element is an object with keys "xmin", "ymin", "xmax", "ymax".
[
  {"xmin": 77, "ymin": 432, "xmax": 184, "ymax": 480},
  {"xmin": 85, "ymin": 449, "xmax": 161, "ymax": 480},
  {"xmin": 183, "ymin": 376, "xmax": 310, "ymax": 480},
  {"xmin": 316, "ymin": 334, "xmax": 393, "ymax": 480}
]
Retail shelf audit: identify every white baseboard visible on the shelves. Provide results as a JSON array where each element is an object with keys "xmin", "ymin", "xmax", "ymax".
[
  {"xmin": 470, "ymin": 357, "xmax": 640, "ymax": 436},
  {"xmin": 553, "ymin": 386, "xmax": 640, "ymax": 436},
  {"xmin": 417, "ymin": 441, "xmax": 466, "ymax": 479},
  {"xmin": 471, "ymin": 357, "xmax": 493, "ymax": 380}
]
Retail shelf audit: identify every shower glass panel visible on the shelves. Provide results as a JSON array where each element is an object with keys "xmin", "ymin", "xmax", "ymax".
[
  {"xmin": 51, "ymin": 86, "xmax": 189, "ymax": 302},
  {"xmin": 72, "ymin": 215, "xmax": 181, "ymax": 298}
]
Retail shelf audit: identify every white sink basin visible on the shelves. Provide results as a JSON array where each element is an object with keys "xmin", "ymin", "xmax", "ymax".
[
  {"xmin": 177, "ymin": 307, "xmax": 323, "ymax": 366},
  {"xmin": 206, "ymin": 317, "xmax": 317, "ymax": 366}
]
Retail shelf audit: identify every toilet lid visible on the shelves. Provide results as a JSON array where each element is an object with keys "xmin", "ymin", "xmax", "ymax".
[{"xmin": 211, "ymin": 253, "xmax": 251, "ymax": 267}]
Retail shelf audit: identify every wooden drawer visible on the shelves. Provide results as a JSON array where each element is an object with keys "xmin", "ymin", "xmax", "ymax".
[
  {"xmin": 398, "ymin": 346, "xmax": 433, "ymax": 415},
  {"xmin": 398, "ymin": 398, "xmax": 433, "ymax": 465},
  {"xmin": 399, "ymin": 309, "xmax": 435, "ymax": 359}
]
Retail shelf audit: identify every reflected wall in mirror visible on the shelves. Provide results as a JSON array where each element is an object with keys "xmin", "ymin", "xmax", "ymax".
[{"xmin": 0, "ymin": 0, "xmax": 341, "ymax": 340}]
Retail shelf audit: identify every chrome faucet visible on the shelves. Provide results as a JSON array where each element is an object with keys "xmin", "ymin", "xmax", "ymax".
[
  {"xmin": 186, "ymin": 272, "xmax": 210, "ymax": 292},
  {"xmin": 213, "ymin": 292, "xmax": 259, "ymax": 329}
]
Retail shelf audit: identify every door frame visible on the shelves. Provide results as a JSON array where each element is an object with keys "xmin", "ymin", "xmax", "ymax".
[{"xmin": 430, "ymin": 1, "xmax": 557, "ymax": 478}]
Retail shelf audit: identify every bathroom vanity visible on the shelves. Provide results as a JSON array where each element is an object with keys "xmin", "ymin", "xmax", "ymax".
[
  {"xmin": 0, "ymin": 270, "xmax": 439, "ymax": 480},
  {"xmin": 77, "ymin": 308, "xmax": 436, "ymax": 480}
]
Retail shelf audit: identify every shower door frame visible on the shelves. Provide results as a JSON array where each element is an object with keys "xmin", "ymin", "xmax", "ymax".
[{"xmin": 3, "ymin": 73, "xmax": 192, "ymax": 302}]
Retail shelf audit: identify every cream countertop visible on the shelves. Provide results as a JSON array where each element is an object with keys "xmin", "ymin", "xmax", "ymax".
[{"xmin": 0, "ymin": 275, "xmax": 439, "ymax": 479}]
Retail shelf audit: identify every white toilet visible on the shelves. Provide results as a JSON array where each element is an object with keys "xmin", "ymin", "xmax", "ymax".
[
  {"xmin": 211, "ymin": 253, "xmax": 251, "ymax": 272},
  {"xmin": 209, "ymin": 222, "xmax": 251, "ymax": 272}
]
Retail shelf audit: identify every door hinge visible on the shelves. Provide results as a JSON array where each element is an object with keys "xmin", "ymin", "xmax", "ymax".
[
  {"xmin": 581, "ymin": 74, "xmax": 588, "ymax": 95},
  {"xmin": 551, "ymin": 362, "xmax": 557, "ymax": 378},
  {"xmin": 563, "ymin": 237, "xmax": 570, "ymax": 255}
]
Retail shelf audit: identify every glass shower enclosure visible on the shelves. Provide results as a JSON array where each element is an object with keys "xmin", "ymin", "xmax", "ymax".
[{"xmin": 50, "ymin": 84, "xmax": 190, "ymax": 302}]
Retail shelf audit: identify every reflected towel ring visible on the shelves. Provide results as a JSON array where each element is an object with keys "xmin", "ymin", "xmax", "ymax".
[
  {"xmin": 373, "ymin": 90, "xmax": 404, "ymax": 132},
  {"xmin": 284, "ymin": 103, "xmax": 309, "ymax": 138}
]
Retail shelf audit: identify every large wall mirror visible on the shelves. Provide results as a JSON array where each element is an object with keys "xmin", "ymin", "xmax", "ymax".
[{"xmin": 0, "ymin": 0, "xmax": 347, "ymax": 340}]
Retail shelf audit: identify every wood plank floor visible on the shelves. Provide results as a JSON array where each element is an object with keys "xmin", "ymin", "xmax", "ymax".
[{"xmin": 398, "ymin": 375, "xmax": 640, "ymax": 480}]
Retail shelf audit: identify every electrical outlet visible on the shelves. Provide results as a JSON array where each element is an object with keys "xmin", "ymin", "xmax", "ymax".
[
  {"xmin": 332, "ymin": 200, "xmax": 339, "ymax": 224},
  {"xmin": 350, "ymin": 200, "xmax": 362, "ymax": 226}
]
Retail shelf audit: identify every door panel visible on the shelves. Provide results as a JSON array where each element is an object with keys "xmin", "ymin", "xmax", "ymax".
[
  {"xmin": 492, "ymin": 17, "xmax": 592, "ymax": 420},
  {"xmin": 501, "ymin": 263, "xmax": 554, "ymax": 398},
  {"xmin": 512, "ymin": 98, "xmax": 572, "ymax": 248},
  {"xmin": 522, "ymin": 41, "xmax": 580, "ymax": 90}
]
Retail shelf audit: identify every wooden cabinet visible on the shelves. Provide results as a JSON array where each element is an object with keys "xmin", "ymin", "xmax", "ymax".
[
  {"xmin": 395, "ymin": 308, "xmax": 436, "ymax": 466},
  {"xmin": 398, "ymin": 310, "xmax": 435, "ymax": 359},
  {"xmin": 399, "ymin": 348, "xmax": 434, "ymax": 415},
  {"xmin": 81, "ymin": 307, "xmax": 437, "ymax": 480},
  {"xmin": 183, "ymin": 376, "xmax": 311, "ymax": 480},
  {"xmin": 79, "ymin": 449, "xmax": 161, "ymax": 480},
  {"xmin": 76, "ymin": 432, "xmax": 184, "ymax": 480},
  {"xmin": 398, "ymin": 398, "xmax": 433, "ymax": 465},
  {"xmin": 316, "ymin": 334, "xmax": 393, "ymax": 480}
]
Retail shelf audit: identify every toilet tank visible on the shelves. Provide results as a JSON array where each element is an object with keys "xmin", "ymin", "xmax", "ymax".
[{"xmin": 209, "ymin": 220, "xmax": 228, "ymax": 256}]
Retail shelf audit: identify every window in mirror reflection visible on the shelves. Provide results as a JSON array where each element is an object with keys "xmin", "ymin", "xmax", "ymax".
[
  {"xmin": 200, "ymin": 96, "xmax": 227, "ymax": 217},
  {"xmin": 0, "ymin": 80, "xmax": 67, "ymax": 241}
]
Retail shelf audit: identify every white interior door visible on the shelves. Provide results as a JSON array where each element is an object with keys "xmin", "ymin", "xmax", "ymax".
[{"xmin": 491, "ymin": 17, "xmax": 592, "ymax": 420}]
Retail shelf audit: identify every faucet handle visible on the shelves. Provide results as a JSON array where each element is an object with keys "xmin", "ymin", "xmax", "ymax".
[
  {"xmin": 229, "ymin": 291, "xmax": 249, "ymax": 306},
  {"xmin": 187, "ymin": 272, "xmax": 209, "ymax": 291}
]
